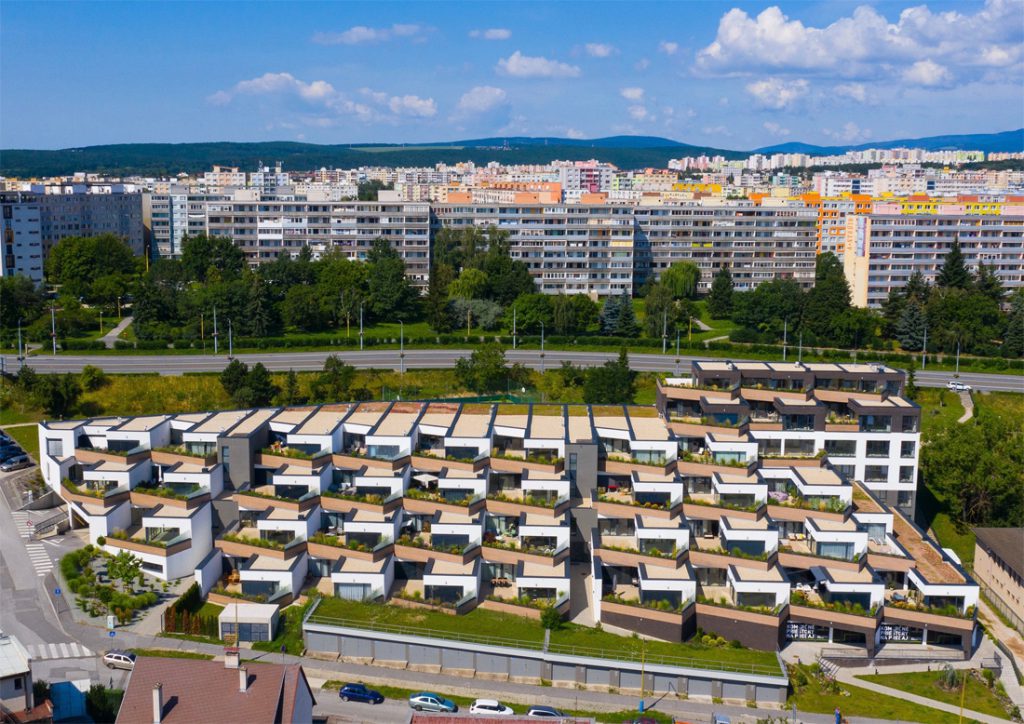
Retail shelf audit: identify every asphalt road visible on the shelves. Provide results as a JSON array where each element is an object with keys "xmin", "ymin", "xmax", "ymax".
[{"xmin": 3, "ymin": 350, "xmax": 1022, "ymax": 392}]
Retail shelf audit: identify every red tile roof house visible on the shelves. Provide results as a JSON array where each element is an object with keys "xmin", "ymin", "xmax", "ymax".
[{"xmin": 115, "ymin": 652, "xmax": 315, "ymax": 724}]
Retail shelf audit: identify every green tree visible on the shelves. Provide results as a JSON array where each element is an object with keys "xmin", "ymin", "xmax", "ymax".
[
  {"xmin": 315, "ymin": 250, "xmax": 367, "ymax": 333},
  {"xmin": 508, "ymin": 293, "xmax": 552, "ymax": 333},
  {"xmin": 219, "ymin": 360, "xmax": 249, "ymax": 399},
  {"xmin": 448, "ymin": 268, "xmax": 488, "ymax": 300},
  {"xmin": 245, "ymin": 274, "xmax": 279, "ymax": 338},
  {"xmin": 282, "ymin": 285, "xmax": 330, "ymax": 332},
  {"xmin": 551, "ymin": 294, "xmax": 598, "ymax": 335},
  {"xmin": 45, "ymin": 234, "xmax": 139, "ymax": 300},
  {"xmin": 280, "ymin": 369, "xmax": 302, "ymax": 406},
  {"xmin": 1004, "ymin": 290, "xmax": 1024, "ymax": 357},
  {"xmin": 706, "ymin": 266, "xmax": 734, "ymax": 318},
  {"xmin": 801, "ymin": 253, "xmax": 852, "ymax": 343},
  {"xmin": 366, "ymin": 238, "xmax": 417, "ymax": 319},
  {"xmin": 896, "ymin": 302, "xmax": 927, "ymax": 351},
  {"xmin": 236, "ymin": 362, "xmax": 278, "ymax": 407},
  {"xmin": 79, "ymin": 364, "xmax": 107, "ymax": 392},
  {"xmin": 180, "ymin": 234, "xmax": 245, "ymax": 283},
  {"xmin": 975, "ymin": 262, "xmax": 1004, "ymax": 305},
  {"xmin": 310, "ymin": 355, "xmax": 356, "ymax": 402},
  {"xmin": 356, "ymin": 180, "xmax": 392, "ymax": 200},
  {"xmin": 936, "ymin": 238, "xmax": 971, "ymax": 289},
  {"xmin": 660, "ymin": 262, "xmax": 701, "ymax": 299},
  {"xmin": 424, "ymin": 264, "xmax": 455, "ymax": 333},
  {"xmin": 32, "ymin": 373, "xmax": 82, "ymax": 418},
  {"xmin": 583, "ymin": 348, "xmax": 636, "ymax": 404},
  {"xmin": 106, "ymin": 550, "xmax": 143, "ymax": 593},
  {"xmin": 905, "ymin": 358, "xmax": 918, "ymax": 401},
  {"xmin": 0, "ymin": 276, "xmax": 45, "ymax": 330},
  {"xmin": 643, "ymin": 284, "xmax": 684, "ymax": 339},
  {"xmin": 481, "ymin": 233, "xmax": 535, "ymax": 304},
  {"xmin": 454, "ymin": 343, "xmax": 526, "ymax": 394},
  {"xmin": 599, "ymin": 295, "xmax": 620, "ymax": 335}
]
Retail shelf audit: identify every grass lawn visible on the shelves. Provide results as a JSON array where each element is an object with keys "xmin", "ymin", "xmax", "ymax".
[
  {"xmin": 858, "ymin": 669, "xmax": 1013, "ymax": 720},
  {"xmin": 2, "ymin": 424, "xmax": 40, "ymax": 460},
  {"xmin": 311, "ymin": 597, "xmax": 779, "ymax": 673},
  {"xmin": 915, "ymin": 388, "xmax": 965, "ymax": 434},
  {"xmin": 788, "ymin": 664, "xmax": 972, "ymax": 724},
  {"xmin": 252, "ymin": 599, "xmax": 313, "ymax": 656},
  {"xmin": 321, "ymin": 680, "xmax": 676, "ymax": 722},
  {"xmin": 130, "ymin": 648, "xmax": 213, "ymax": 660},
  {"xmin": 197, "ymin": 601, "xmax": 224, "ymax": 618}
]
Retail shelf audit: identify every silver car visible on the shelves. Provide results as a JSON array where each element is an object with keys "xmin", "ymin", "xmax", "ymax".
[{"xmin": 103, "ymin": 650, "xmax": 136, "ymax": 670}]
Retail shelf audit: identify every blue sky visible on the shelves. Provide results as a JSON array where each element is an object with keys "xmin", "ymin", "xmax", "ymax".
[{"xmin": 2, "ymin": 0, "xmax": 1022, "ymax": 150}]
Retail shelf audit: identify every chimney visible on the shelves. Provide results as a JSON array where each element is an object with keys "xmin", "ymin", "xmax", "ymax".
[
  {"xmin": 224, "ymin": 647, "xmax": 240, "ymax": 669},
  {"xmin": 152, "ymin": 683, "xmax": 163, "ymax": 724},
  {"xmin": 239, "ymin": 666, "xmax": 248, "ymax": 694}
]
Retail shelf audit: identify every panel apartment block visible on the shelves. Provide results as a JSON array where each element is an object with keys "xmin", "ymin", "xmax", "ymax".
[
  {"xmin": 633, "ymin": 200, "xmax": 818, "ymax": 292},
  {"xmin": 844, "ymin": 203, "xmax": 1024, "ymax": 307},
  {"xmin": 37, "ymin": 191, "xmax": 145, "ymax": 257},
  {"xmin": 0, "ymin": 192, "xmax": 44, "ymax": 283}
]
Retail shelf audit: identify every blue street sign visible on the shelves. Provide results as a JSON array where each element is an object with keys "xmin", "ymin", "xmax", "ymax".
[
  {"xmin": 108, "ymin": 631, "xmax": 116, "ymax": 638},
  {"xmin": 54, "ymin": 588, "xmax": 62, "ymax": 596}
]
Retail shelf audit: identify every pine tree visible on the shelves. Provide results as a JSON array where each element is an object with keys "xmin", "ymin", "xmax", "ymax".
[
  {"xmin": 615, "ymin": 290, "xmax": 639, "ymax": 336},
  {"xmin": 905, "ymin": 358, "xmax": 918, "ymax": 401},
  {"xmin": 936, "ymin": 238, "xmax": 971, "ymax": 289},
  {"xmin": 281, "ymin": 369, "xmax": 300, "ymax": 405},
  {"xmin": 600, "ymin": 295, "xmax": 621, "ymax": 335},
  {"xmin": 975, "ymin": 263, "xmax": 1004, "ymax": 305},
  {"xmin": 706, "ymin": 266, "xmax": 734, "ymax": 318},
  {"xmin": 896, "ymin": 303, "xmax": 926, "ymax": 352},
  {"xmin": 1004, "ymin": 290, "xmax": 1024, "ymax": 357}
]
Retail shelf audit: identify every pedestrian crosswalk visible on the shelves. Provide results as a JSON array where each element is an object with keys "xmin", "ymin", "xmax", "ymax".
[
  {"xmin": 25, "ymin": 642, "xmax": 95, "ymax": 660},
  {"xmin": 11, "ymin": 511, "xmax": 32, "ymax": 538},
  {"xmin": 25, "ymin": 542, "xmax": 53, "ymax": 576}
]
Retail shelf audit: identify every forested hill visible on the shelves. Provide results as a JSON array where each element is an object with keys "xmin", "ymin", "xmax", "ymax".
[{"xmin": 0, "ymin": 140, "xmax": 743, "ymax": 177}]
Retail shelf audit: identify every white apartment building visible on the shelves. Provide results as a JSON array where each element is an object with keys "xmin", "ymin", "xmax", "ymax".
[{"xmin": 0, "ymin": 192, "xmax": 44, "ymax": 283}]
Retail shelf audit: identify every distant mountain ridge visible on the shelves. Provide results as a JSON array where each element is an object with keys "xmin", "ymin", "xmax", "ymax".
[{"xmin": 1, "ymin": 129, "xmax": 1020, "ymax": 177}]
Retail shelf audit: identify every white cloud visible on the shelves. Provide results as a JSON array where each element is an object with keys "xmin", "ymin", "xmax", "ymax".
[
  {"xmin": 565, "ymin": 128, "xmax": 586, "ymax": 139},
  {"xmin": 902, "ymin": 59, "xmax": 953, "ymax": 86},
  {"xmin": 834, "ymin": 82, "xmax": 868, "ymax": 102},
  {"xmin": 763, "ymin": 121, "xmax": 790, "ymax": 137},
  {"xmin": 388, "ymin": 94, "xmax": 437, "ymax": 117},
  {"xmin": 456, "ymin": 85, "xmax": 507, "ymax": 113},
  {"xmin": 620, "ymin": 87, "xmax": 645, "ymax": 101},
  {"xmin": 628, "ymin": 105, "xmax": 649, "ymax": 121},
  {"xmin": 745, "ymin": 77, "xmax": 809, "ymax": 109},
  {"xmin": 497, "ymin": 51, "xmax": 581, "ymax": 78},
  {"xmin": 312, "ymin": 23, "xmax": 428, "ymax": 45},
  {"xmin": 585, "ymin": 43, "xmax": 617, "ymax": 58},
  {"xmin": 658, "ymin": 41, "xmax": 679, "ymax": 56},
  {"xmin": 209, "ymin": 72, "xmax": 339, "ymax": 105},
  {"xmin": 694, "ymin": 1, "xmax": 1022, "ymax": 88},
  {"xmin": 702, "ymin": 125, "xmax": 731, "ymax": 137},
  {"xmin": 823, "ymin": 121, "xmax": 872, "ymax": 143},
  {"xmin": 469, "ymin": 28, "xmax": 511, "ymax": 40}
]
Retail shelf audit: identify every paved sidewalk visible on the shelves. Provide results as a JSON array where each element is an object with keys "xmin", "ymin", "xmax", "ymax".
[
  {"xmin": 957, "ymin": 390, "xmax": 975, "ymax": 423},
  {"xmin": 100, "ymin": 316, "xmax": 133, "ymax": 348}
]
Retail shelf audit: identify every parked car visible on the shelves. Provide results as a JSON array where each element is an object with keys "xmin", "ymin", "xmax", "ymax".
[
  {"xmin": 0, "ymin": 445, "xmax": 22, "ymax": 460},
  {"xmin": 470, "ymin": 699, "xmax": 514, "ymax": 716},
  {"xmin": 408, "ymin": 692, "xmax": 458, "ymax": 713},
  {"xmin": 338, "ymin": 683, "xmax": 383, "ymax": 704},
  {"xmin": 0, "ymin": 456, "xmax": 32, "ymax": 472},
  {"xmin": 946, "ymin": 380, "xmax": 972, "ymax": 392},
  {"xmin": 102, "ymin": 650, "xmax": 136, "ymax": 670},
  {"xmin": 527, "ymin": 705, "xmax": 568, "ymax": 717}
]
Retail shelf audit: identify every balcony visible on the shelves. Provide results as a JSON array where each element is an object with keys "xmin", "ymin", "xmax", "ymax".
[
  {"xmin": 61, "ymin": 478, "xmax": 130, "ymax": 508},
  {"xmin": 236, "ymin": 484, "xmax": 320, "ymax": 512},
  {"xmin": 486, "ymin": 488, "xmax": 569, "ymax": 516},
  {"xmin": 394, "ymin": 532, "xmax": 479, "ymax": 564},
  {"xmin": 151, "ymin": 445, "xmax": 218, "ymax": 466},
  {"xmin": 131, "ymin": 481, "xmax": 209, "ymax": 509},
  {"xmin": 216, "ymin": 525, "xmax": 307, "ymax": 560},
  {"xmin": 106, "ymin": 526, "xmax": 191, "ymax": 557},
  {"xmin": 307, "ymin": 531, "xmax": 393, "ymax": 562}
]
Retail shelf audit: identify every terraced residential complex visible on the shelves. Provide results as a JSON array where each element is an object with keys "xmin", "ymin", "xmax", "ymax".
[{"xmin": 36, "ymin": 361, "xmax": 979, "ymax": 655}]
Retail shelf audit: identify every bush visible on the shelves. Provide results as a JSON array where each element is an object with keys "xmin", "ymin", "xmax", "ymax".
[
  {"xmin": 79, "ymin": 365, "xmax": 108, "ymax": 391},
  {"xmin": 540, "ymin": 606, "xmax": 563, "ymax": 630},
  {"xmin": 96, "ymin": 535, "xmax": 106, "ymax": 546}
]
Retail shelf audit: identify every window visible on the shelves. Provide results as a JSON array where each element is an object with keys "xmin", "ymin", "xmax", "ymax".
[
  {"xmin": 866, "ymin": 441, "xmax": 890, "ymax": 458},
  {"xmin": 865, "ymin": 465, "xmax": 888, "ymax": 482},
  {"xmin": 901, "ymin": 441, "xmax": 916, "ymax": 458},
  {"xmin": 899, "ymin": 466, "xmax": 915, "ymax": 484},
  {"xmin": 898, "ymin": 490, "xmax": 914, "ymax": 508},
  {"xmin": 757, "ymin": 438, "xmax": 782, "ymax": 455},
  {"xmin": 901, "ymin": 416, "xmax": 919, "ymax": 433},
  {"xmin": 825, "ymin": 439, "xmax": 857, "ymax": 456},
  {"xmin": 47, "ymin": 439, "xmax": 64, "ymax": 457},
  {"xmin": 785, "ymin": 438, "xmax": 815, "ymax": 455},
  {"xmin": 14, "ymin": 677, "xmax": 22, "ymax": 691}
]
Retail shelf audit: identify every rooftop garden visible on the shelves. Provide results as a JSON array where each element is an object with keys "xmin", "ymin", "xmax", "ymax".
[
  {"xmin": 396, "ymin": 534, "xmax": 469, "ymax": 555},
  {"xmin": 487, "ymin": 492, "xmax": 561, "ymax": 508},
  {"xmin": 134, "ymin": 481, "xmax": 201, "ymax": 501},
  {"xmin": 219, "ymin": 532, "xmax": 287, "ymax": 551},
  {"xmin": 696, "ymin": 595, "xmax": 782, "ymax": 617},
  {"xmin": 602, "ymin": 594, "xmax": 690, "ymax": 614},
  {"xmin": 310, "ymin": 532, "xmax": 389, "ymax": 552},
  {"xmin": 259, "ymin": 445, "xmax": 321, "ymax": 460},
  {"xmin": 790, "ymin": 591, "xmax": 877, "ymax": 617},
  {"xmin": 598, "ymin": 494, "xmax": 671, "ymax": 510}
]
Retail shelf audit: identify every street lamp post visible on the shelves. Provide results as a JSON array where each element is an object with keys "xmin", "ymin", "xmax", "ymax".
[
  {"xmin": 540, "ymin": 321, "xmax": 546, "ymax": 374},
  {"xmin": 50, "ymin": 304, "xmax": 57, "ymax": 356},
  {"xmin": 955, "ymin": 337, "xmax": 961, "ymax": 377},
  {"xmin": 661, "ymin": 309, "xmax": 668, "ymax": 354},
  {"xmin": 399, "ymin": 320, "xmax": 405, "ymax": 375},
  {"xmin": 782, "ymin": 318, "xmax": 788, "ymax": 362},
  {"xmin": 512, "ymin": 306, "xmax": 517, "ymax": 350},
  {"xmin": 17, "ymin": 318, "xmax": 24, "ymax": 368},
  {"xmin": 228, "ymin": 319, "xmax": 234, "ymax": 360},
  {"xmin": 117, "ymin": 296, "xmax": 122, "ymax": 320},
  {"xmin": 675, "ymin": 328, "xmax": 681, "ymax": 376},
  {"xmin": 213, "ymin": 305, "xmax": 219, "ymax": 355},
  {"xmin": 359, "ymin": 302, "xmax": 364, "ymax": 351}
]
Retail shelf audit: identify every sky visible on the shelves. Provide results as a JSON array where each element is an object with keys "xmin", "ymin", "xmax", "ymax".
[{"xmin": 2, "ymin": 0, "xmax": 1022, "ymax": 150}]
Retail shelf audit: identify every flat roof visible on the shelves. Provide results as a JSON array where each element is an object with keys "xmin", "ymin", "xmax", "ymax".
[
  {"xmin": 271, "ymin": 407, "xmax": 317, "ymax": 426},
  {"xmin": 810, "ymin": 517, "xmax": 857, "ymax": 532},
  {"xmin": 827, "ymin": 567, "xmax": 876, "ymax": 584},
  {"xmin": 229, "ymin": 408, "xmax": 277, "ymax": 437},
  {"xmin": 345, "ymin": 402, "xmax": 390, "ymax": 428},
  {"xmin": 451, "ymin": 410, "xmax": 491, "ymax": 437},
  {"xmin": 629, "ymin": 416, "xmax": 669, "ymax": 441},
  {"xmin": 529, "ymin": 413, "xmax": 565, "ymax": 440},
  {"xmin": 218, "ymin": 602, "xmax": 278, "ymax": 620},
  {"xmin": 113, "ymin": 415, "xmax": 168, "ymax": 432},
  {"xmin": 337, "ymin": 557, "xmax": 388, "ymax": 573},
  {"xmin": 732, "ymin": 565, "xmax": 785, "ymax": 582},
  {"xmin": 520, "ymin": 560, "xmax": 567, "ymax": 578},
  {"xmin": 375, "ymin": 408, "xmax": 422, "ymax": 436},
  {"xmin": 568, "ymin": 415, "xmax": 593, "ymax": 442},
  {"xmin": 724, "ymin": 516, "xmax": 771, "ymax": 530},
  {"xmin": 522, "ymin": 512, "xmax": 563, "ymax": 527},
  {"xmin": 247, "ymin": 555, "xmax": 297, "ymax": 571},
  {"xmin": 44, "ymin": 420, "xmax": 84, "ymax": 430},
  {"xmin": 295, "ymin": 405, "xmax": 351, "ymax": 436},
  {"xmin": 0, "ymin": 634, "xmax": 31, "ymax": 677},
  {"xmin": 429, "ymin": 559, "xmax": 476, "ymax": 576},
  {"xmin": 796, "ymin": 467, "xmax": 844, "ymax": 486},
  {"xmin": 191, "ymin": 410, "xmax": 252, "ymax": 436}
]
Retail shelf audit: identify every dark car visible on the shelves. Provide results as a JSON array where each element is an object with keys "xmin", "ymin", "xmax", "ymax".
[
  {"xmin": 0, "ymin": 445, "xmax": 22, "ymax": 460},
  {"xmin": 0, "ymin": 456, "xmax": 32, "ymax": 472},
  {"xmin": 338, "ymin": 683, "xmax": 384, "ymax": 704}
]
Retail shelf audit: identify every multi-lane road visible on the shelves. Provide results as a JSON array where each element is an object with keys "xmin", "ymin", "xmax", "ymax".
[{"xmin": 3, "ymin": 349, "xmax": 1022, "ymax": 391}]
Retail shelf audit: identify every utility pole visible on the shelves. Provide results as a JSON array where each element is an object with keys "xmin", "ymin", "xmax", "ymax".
[
  {"xmin": 50, "ymin": 304, "xmax": 57, "ymax": 356},
  {"xmin": 359, "ymin": 302, "xmax": 364, "ymax": 351},
  {"xmin": 200, "ymin": 312, "xmax": 205, "ymax": 352},
  {"xmin": 782, "ymin": 318, "xmax": 788, "ymax": 362},
  {"xmin": 661, "ymin": 309, "xmax": 668, "ymax": 354},
  {"xmin": 798, "ymin": 332, "xmax": 803, "ymax": 363},
  {"xmin": 228, "ymin": 319, "xmax": 234, "ymax": 360},
  {"xmin": 955, "ymin": 337, "xmax": 961, "ymax": 377},
  {"xmin": 399, "ymin": 320, "xmax": 406, "ymax": 374},
  {"xmin": 512, "ymin": 306, "xmax": 517, "ymax": 350},
  {"xmin": 117, "ymin": 295, "xmax": 122, "ymax": 320},
  {"xmin": 540, "ymin": 320, "xmax": 546, "ymax": 374},
  {"xmin": 213, "ymin": 305, "xmax": 219, "ymax": 355},
  {"xmin": 922, "ymin": 326, "xmax": 928, "ymax": 370},
  {"xmin": 675, "ymin": 328, "xmax": 681, "ymax": 376},
  {"xmin": 17, "ymin": 318, "xmax": 24, "ymax": 368}
]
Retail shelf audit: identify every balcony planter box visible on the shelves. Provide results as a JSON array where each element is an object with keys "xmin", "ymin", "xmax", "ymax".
[
  {"xmin": 594, "ymin": 498, "xmax": 677, "ymax": 521},
  {"xmin": 394, "ymin": 542, "xmax": 479, "ymax": 565},
  {"xmin": 74, "ymin": 448, "xmax": 150, "ymax": 465},
  {"xmin": 747, "ymin": 421, "xmax": 783, "ymax": 431},
  {"xmin": 409, "ymin": 455, "xmax": 484, "ymax": 473},
  {"xmin": 402, "ymin": 495, "xmax": 486, "ymax": 517},
  {"xmin": 61, "ymin": 480, "xmax": 129, "ymax": 508},
  {"xmin": 824, "ymin": 423, "xmax": 860, "ymax": 432},
  {"xmin": 307, "ymin": 539, "xmax": 392, "ymax": 563},
  {"xmin": 682, "ymin": 501, "xmax": 761, "ymax": 521},
  {"xmin": 789, "ymin": 604, "xmax": 879, "ymax": 634},
  {"xmin": 256, "ymin": 452, "xmax": 329, "ymax": 470},
  {"xmin": 479, "ymin": 598, "xmax": 552, "ymax": 620},
  {"xmin": 777, "ymin": 549, "xmax": 864, "ymax": 572},
  {"xmin": 676, "ymin": 460, "xmax": 753, "ymax": 477},
  {"xmin": 688, "ymin": 548, "xmax": 775, "ymax": 572},
  {"xmin": 233, "ymin": 490, "xmax": 319, "ymax": 513},
  {"xmin": 215, "ymin": 536, "xmax": 306, "ymax": 561},
  {"xmin": 151, "ymin": 450, "xmax": 219, "ymax": 467},
  {"xmin": 882, "ymin": 606, "xmax": 976, "ymax": 634},
  {"xmin": 129, "ymin": 488, "xmax": 209, "ymax": 511},
  {"xmin": 766, "ymin": 505, "xmax": 848, "ymax": 523},
  {"xmin": 331, "ymin": 453, "xmax": 408, "ymax": 472},
  {"xmin": 107, "ymin": 535, "xmax": 192, "ymax": 557},
  {"xmin": 319, "ymin": 492, "xmax": 402, "ymax": 515},
  {"xmin": 489, "ymin": 456, "xmax": 563, "ymax": 475},
  {"xmin": 760, "ymin": 457, "xmax": 825, "ymax": 468},
  {"xmin": 481, "ymin": 544, "xmax": 567, "ymax": 567},
  {"xmin": 485, "ymin": 497, "xmax": 571, "ymax": 518},
  {"xmin": 597, "ymin": 546, "xmax": 684, "ymax": 570}
]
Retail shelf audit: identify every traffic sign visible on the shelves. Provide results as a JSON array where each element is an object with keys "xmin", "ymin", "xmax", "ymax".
[
  {"xmin": 54, "ymin": 587, "xmax": 62, "ymax": 596},
  {"xmin": 108, "ymin": 631, "xmax": 116, "ymax": 638}
]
